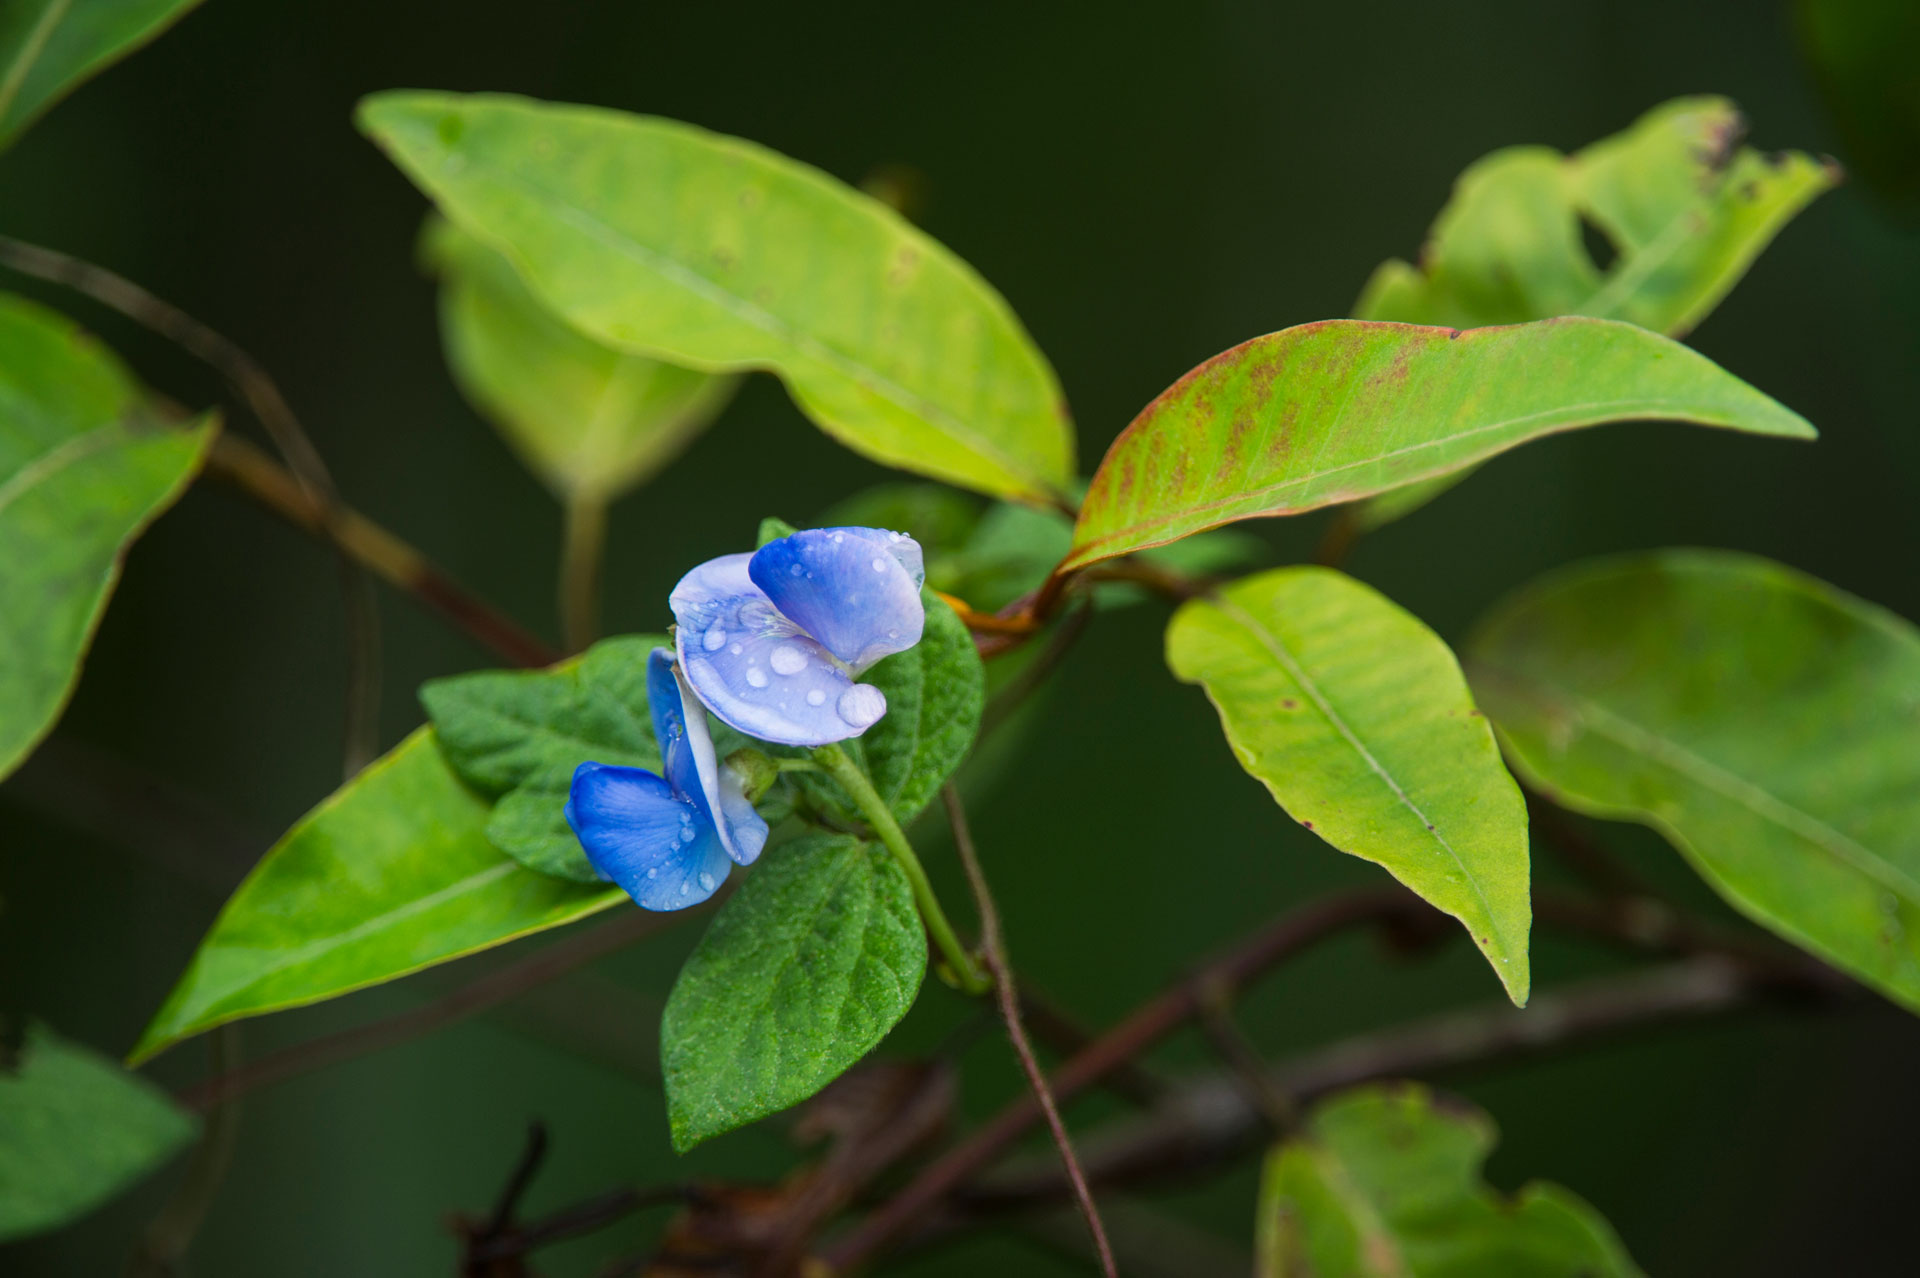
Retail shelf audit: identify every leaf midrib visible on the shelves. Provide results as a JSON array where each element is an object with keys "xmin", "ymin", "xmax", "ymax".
[
  {"xmin": 0, "ymin": 0, "xmax": 71, "ymax": 124},
  {"xmin": 0, "ymin": 422, "xmax": 121, "ymax": 517}
]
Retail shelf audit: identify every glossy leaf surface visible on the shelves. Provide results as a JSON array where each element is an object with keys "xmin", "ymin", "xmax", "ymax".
[
  {"xmin": 426, "ymin": 219, "xmax": 736, "ymax": 501},
  {"xmin": 1470, "ymin": 550, "xmax": 1920, "ymax": 1011},
  {"xmin": 1352, "ymin": 95, "xmax": 1835, "ymax": 528},
  {"xmin": 1168, "ymin": 568, "xmax": 1530, "ymax": 1003},
  {"xmin": 1067, "ymin": 318, "xmax": 1807, "ymax": 570},
  {"xmin": 1257, "ymin": 1084, "xmax": 1642, "ymax": 1277},
  {"xmin": 360, "ymin": 92, "xmax": 1075, "ymax": 504},
  {"xmin": 0, "ymin": 0, "xmax": 202, "ymax": 148},
  {"xmin": 422, "ymin": 634, "xmax": 674, "ymax": 880},
  {"xmin": 0, "ymin": 292, "xmax": 216, "ymax": 781},
  {"xmin": 133, "ymin": 729, "xmax": 622, "ymax": 1062},
  {"xmin": 661, "ymin": 833, "xmax": 924, "ymax": 1151},
  {"xmin": 0, "ymin": 1023, "xmax": 198, "ymax": 1241}
]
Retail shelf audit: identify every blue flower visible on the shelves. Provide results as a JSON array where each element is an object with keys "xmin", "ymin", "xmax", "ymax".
[
  {"xmin": 670, "ymin": 526, "xmax": 926, "ymax": 747},
  {"xmin": 565, "ymin": 647, "xmax": 769, "ymax": 910}
]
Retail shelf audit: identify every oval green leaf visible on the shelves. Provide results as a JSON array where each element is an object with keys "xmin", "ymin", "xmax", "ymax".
[
  {"xmin": 1064, "ymin": 316, "xmax": 1811, "ymax": 572},
  {"xmin": 131, "ymin": 728, "xmax": 622, "ymax": 1063},
  {"xmin": 359, "ymin": 91, "xmax": 1074, "ymax": 505},
  {"xmin": 0, "ymin": 1022, "xmax": 198, "ymax": 1242},
  {"xmin": 0, "ymin": 0, "xmax": 202, "ymax": 148},
  {"xmin": 1350, "ymin": 95, "xmax": 1836, "ymax": 528},
  {"xmin": 0, "ymin": 291, "xmax": 217, "ymax": 781},
  {"xmin": 1468, "ymin": 550, "xmax": 1920, "ymax": 1013},
  {"xmin": 425, "ymin": 219, "xmax": 737, "ymax": 502},
  {"xmin": 1167, "ymin": 567, "xmax": 1530, "ymax": 1004},
  {"xmin": 661, "ymin": 833, "xmax": 925, "ymax": 1152},
  {"xmin": 1257, "ymin": 1083, "xmax": 1643, "ymax": 1277}
]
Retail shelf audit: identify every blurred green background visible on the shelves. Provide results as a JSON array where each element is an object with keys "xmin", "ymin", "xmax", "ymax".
[{"xmin": 3, "ymin": 0, "xmax": 1918, "ymax": 1272}]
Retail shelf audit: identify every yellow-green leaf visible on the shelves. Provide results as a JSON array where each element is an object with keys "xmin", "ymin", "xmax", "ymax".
[
  {"xmin": 0, "ymin": 0, "xmax": 203, "ymax": 149},
  {"xmin": 359, "ymin": 91, "xmax": 1075, "ymax": 505},
  {"xmin": 1167, "ymin": 568, "xmax": 1530, "ymax": 1004}
]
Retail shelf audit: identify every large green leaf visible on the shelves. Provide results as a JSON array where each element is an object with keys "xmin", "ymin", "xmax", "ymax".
[
  {"xmin": 1257, "ymin": 1083, "xmax": 1642, "ymax": 1277},
  {"xmin": 1469, "ymin": 550, "xmax": 1920, "ymax": 1012},
  {"xmin": 783, "ymin": 591, "xmax": 983, "ymax": 826},
  {"xmin": 1351, "ymin": 96, "xmax": 1836, "ymax": 528},
  {"xmin": 0, "ymin": 291, "xmax": 216, "ymax": 782},
  {"xmin": 1167, "ymin": 568, "xmax": 1530, "ymax": 1004},
  {"xmin": 424, "ymin": 219, "xmax": 737, "ymax": 501},
  {"xmin": 1065, "ymin": 317, "xmax": 1811, "ymax": 571},
  {"xmin": 132, "ymin": 729, "xmax": 622, "ymax": 1062},
  {"xmin": 421, "ymin": 634, "xmax": 670, "ymax": 880},
  {"xmin": 359, "ymin": 92, "xmax": 1075, "ymax": 505},
  {"xmin": 0, "ymin": 0, "xmax": 203, "ymax": 148},
  {"xmin": 0, "ymin": 1023, "xmax": 198, "ymax": 1241},
  {"xmin": 660, "ymin": 833, "xmax": 925, "ymax": 1151}
]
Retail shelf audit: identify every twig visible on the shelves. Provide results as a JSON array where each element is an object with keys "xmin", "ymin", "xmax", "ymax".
[
  {"xmin": 943, "ymin": 785, "xmax": 1117, "ymax": 1278},
  {"xmin": 1527, "ymin": 793, "xmax": 1650, "ymax": 898},
  {"xmin": 175, "ymin": 904, "xmax": 692, "ymax": 1112},
  {"xmin": 204, "ymin": 434, "xmax": 558, "ymax": 669},
  {"xmin": 979, "ymin": 602, "xmax": 1093, "ymax": 738},
  {"xmin": 1016, "ymin": 989, "xmax": 1168, "ymax": 1108},
  {"xmin": 0, "ymin": 235, "xmax": 384, "ymax": 773},
  {"xmin": 1312, "ymin": 508, "xmax": 1360, "ymax": 569},
  {"xmin": 467, "ymin": 1185, "xmax": 689, "ymax": 1263},
  {"xmin": 128, "ymin": 1026, "xmax": 243, "ymax": 1276},
  {"xmin": 821, "ymin": 885, "xmax": 1432, "ymax": 1271},
  {"xmin": 482, "ymin": 1122, "xmax": 550, "ymax": 1238},
  {"xmin": 1193, "ymin": 977, "xmax": 1294, "ymax": 1132},
  {"xmin": 560, "ymin": 493, "xmax": 608, "ymax": 654}
]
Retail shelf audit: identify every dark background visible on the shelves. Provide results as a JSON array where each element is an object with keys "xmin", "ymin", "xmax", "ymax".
[{"xmin": 3, "ymin": 0, "xmax": 1917, "ymax": 1272}]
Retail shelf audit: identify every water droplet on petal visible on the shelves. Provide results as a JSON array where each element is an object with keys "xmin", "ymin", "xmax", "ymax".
[
  {"xmin": 745, "ymin": 666, "xmax": 769, "ymax": 688},
  {"xmin": 837, "ymin": 684, "xmax": 886, "ymax": 729},
  {"xmin": 679, "ymin": 881, "xmax": 691, "ymax": 896},
  {"xmin": 698, "ymin": 871, "xmax": 716, "ymax": 891},
  {"xmin": 887, "ymin": 629, "xmax": 899, "ymax": 639},
  {"xmin": 702, "ymin": 625, "xmax": 727, "ymax": 651},
  {"xmin": 729, "ymin": 642, "xmax": 743, "ymax": 655},
  {"xmin": 806, "ymin": 688, "xmax": 826, "ymax": 706},
  {"xmin": 770, "ymin": 645, "xmax": 806, "ymax": 676},
  {"xmin": 831, "ymin": 532, "xmax": 845, "ymax": 543},
  {"xmin": 645, "ymin": 867, "xmax": 659, "ymax": 879},
  {"xmin": 871, "ymin": 557, "xmax": 887, "ymax": 572},
  {"xmin": 789, "ymin": 563, "xmax": 804, "ymax": 576}
]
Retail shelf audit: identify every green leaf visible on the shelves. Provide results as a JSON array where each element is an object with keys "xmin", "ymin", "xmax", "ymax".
[
  {"xmin": 358, "ymin": 91, "xmax": 1075, "ymax": 504},
  {"xmin": 0, "ymin": 0, "xmax": 203, "ymax": 149},
  {"xmin": 424, "ymin": 218, "xmax": 736, "ymax": 502},
  {"xmin": 132, "ymin": 729, "xmax": 622, "ymax": 1062},
  {"xmin": 1348, "ymin": 96, "xmax": 1835, "ymax": 529},
  {"xmin": 1066, "ymin": 317, "xmax": 1811, "ymax": 572},
  {"xmin": 784, "ymin": 591, "xmax": 983, "ymax": 826},
  {"xmin": 0, "ymin": 292, "xmax": 217, "ymax": 782},
  {"xmin": 661, "ymin": 833, "xmax": 925, "ymax": 1151},
  {"xmin": 1257, "ymin": 1083, "xmax": 1642, "ymax": 1277},
  {"xmin": 421, "ymin": 634, "xmax": 669, "ymax": 880},
  {"xmin": 1166, "ymin": 568, "xmax": 1530, "ymax": 1004},
  {"xmin": 756, "ymin": 515, "xmax": 799, "ymax": 548},
  {"xmin": 0, "ymin": 1022, "xmax": 198, "ymax": 1242},
  {"xmin": 1468, "ymin": 550, "xmax": 1920, "ymax": 1013},
  {"xmin": 819, "ymin": 482, "xmax": 985, "ymax": 557}
]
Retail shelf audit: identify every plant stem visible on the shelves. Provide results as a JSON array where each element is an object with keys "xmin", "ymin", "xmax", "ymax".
[
  {"xmin": 944, "ymin": 784, "xmax": 1117, "ymax": 1277},
  {"xmin": 559, "ymin": 492, "xmax": 608, "ymax": 654},
  {"xmin": 809, "ymin": 744, "xmax": 989, "ymax": 995},
  {"xmin": 129, "ymin": 1026, "xmax": 243, "ymax": 1276}
]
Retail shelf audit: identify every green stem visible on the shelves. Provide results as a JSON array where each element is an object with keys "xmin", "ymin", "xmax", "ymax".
[
  {"xmin": 810, "ymin": 744, "xmax": 990, "ymax": 994},
  {"xmin": 559, "ymin": 492, "xmax": 609, "ymax": 655}
]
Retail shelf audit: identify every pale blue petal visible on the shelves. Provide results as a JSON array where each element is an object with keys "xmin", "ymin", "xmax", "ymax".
[
  {"xmin": 749, "ymin": 527, "xmax": 926, "ymax": 672},
  {"xmin": 680, "ymin": 622, "xmax": 887, "ymax": 747},
  {"xmin": 565, "ymin": 762, "xmax": 730, "ymax": 911},
  {"xmin": 645, "ymin": 647, "xmax": 767, "ymax": 865},
  {"xmin": 715, "ymin": 769, "xmax": 769, "ymax": 867}
]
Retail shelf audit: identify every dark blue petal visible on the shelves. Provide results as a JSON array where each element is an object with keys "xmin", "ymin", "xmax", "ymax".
[
  {"xmin": 565, "ymin": 762, "xmax": 731, "ymax": 911},
  {"xmin": 671, "ymin": 553, "xmax": 887, "ymax": 747},
  {"xmin": 749, "ymin": 527, "xmax": 925, "ymax": 672}
]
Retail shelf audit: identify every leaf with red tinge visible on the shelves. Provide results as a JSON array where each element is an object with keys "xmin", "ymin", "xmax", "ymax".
[{"xmin": 1062, "ymin": 316, "xmax": 1811, "ymax": 572}]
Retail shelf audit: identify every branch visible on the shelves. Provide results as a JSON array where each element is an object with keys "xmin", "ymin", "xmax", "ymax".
[
  {"xmin": 943, "ymin": 785, "xmax": 1116, "ymax": 1278},
  {"xmin": 979, "ymin": 602, "xmax": 1092, "ymax": 739},
  {"xmin": 205, "ymin": 434, "xmax": 557, "ymax": 668},
  {"xmin": 175, "ymin": 904, "xmax": 694, "ymax": 1112},
  {"xmin": 820, "ymin": 885, "xmax": 1433, "ymax": 1271}
]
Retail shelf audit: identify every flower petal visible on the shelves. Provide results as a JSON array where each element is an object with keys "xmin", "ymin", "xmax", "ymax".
[
  {"xmin": 749, "ymin": 527, "xmax": 926, "ymax": 672},
  {"xmin": 681, "ymin": 624, "xmax": 887, "ymax": 747},
  {"xmin": 564, "ymin": 762, "xmax": 731, "ymax": 910},
  {"xmin": 645, "ymin": 647, "xmax": 768, "ymax": 866}
]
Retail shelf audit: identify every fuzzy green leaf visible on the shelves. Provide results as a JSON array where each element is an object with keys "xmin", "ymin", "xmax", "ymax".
[
  {"xmin": 1066, "ymin": 317, "xmax": 1810, "ymax": 571},
  {"xmin": 0, "ymin": 1023, "xmax": 198, "ymax": 1241},
  {"xmin": 359, "ymin": 91, "xmax": 1074, "ymax": 504},
  {"xmin": 132, "ymin": 729, "xmax": 622, "ymax": 1062},
  {"xmin": 661, "ymin": 834, "xmax": 924, "ymax": 1151},
  {"xmin": 0, "ymin": 0, "xmax": 203, "ymax": 149},
  {"xmin": 0, "ymin": 292, "xmax": 216, "ymax": 782},
  {"xmin": 1257, "ymin": 1083, "xmax": 1642, "ymax": 1277},
  {"xmin": 1469, "ymin": 550, "xmax": 1920, "ymax": 1013},
  {"xmin": 1168, "ymin": 568, "xmax": 1530, "ymax": 1004}
]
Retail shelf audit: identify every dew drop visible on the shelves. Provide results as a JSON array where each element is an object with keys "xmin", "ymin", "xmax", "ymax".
[
  {"xmin": 871, "ymin": 557, "xmax": 887, "ymax": 572},
  {"xmin": 789, "ymin": 563, "xmax": 805, "ymax": 576},
  {"xmin": 729, "ymin": 642, "xmax": 743, "ymax": 655},
  {"xmin": 831, "ymin": 531, "xmax": 845, "ymax": 543},
  {"xmin": 698, "ymin": 872, "xmax": 716, "ymax": 892},
  {"xmin": 679, "ymin": 881, "xmax": 691, "ymax": 896},
  {"xmin": 770, "ymin": 645, "xmax": 807, "ymax": 676},
  {"xmin": 645, "ymin": 867, "xmax": 659, "ymax": 879},
  {"xmin": 806, "ymin": 688, "xmax": 826, "ymax": 706},
  {"xmin": 837, "ymin": 684, "xmax": 886, "ymax": 729},
  {"xmin": 887, "ymin": 629, "xmax": 899, "ymax": 639},
  {"xmin": 702, "ymin": 625, "xmax": 727, "ymax": 651},
  {"xmin": 745, "ymin": 666, "xmax": 770, "ymax": 688}
]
